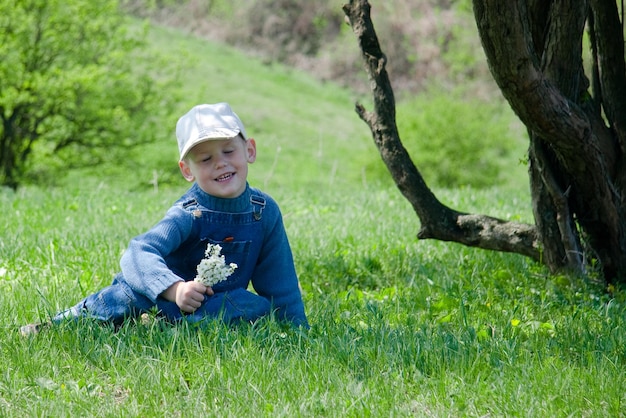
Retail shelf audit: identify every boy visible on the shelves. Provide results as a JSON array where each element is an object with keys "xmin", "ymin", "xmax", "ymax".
[{"xmin": 21, "ymin": 102, "xmax": 308, "ymax": 335}]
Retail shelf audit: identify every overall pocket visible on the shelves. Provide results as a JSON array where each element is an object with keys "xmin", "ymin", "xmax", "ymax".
[{"xmin": 191, "ymin": 237, "xmax": 252, "ymax": 290}]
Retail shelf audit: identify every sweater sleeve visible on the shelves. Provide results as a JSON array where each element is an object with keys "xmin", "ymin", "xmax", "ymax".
[
  {"xmin": 250, "ymin": 197, "xmax": 308, "ymax": 327},
  {"xmin": 119, "ymin": 205, "xmax": 194, "ymax": 303}
]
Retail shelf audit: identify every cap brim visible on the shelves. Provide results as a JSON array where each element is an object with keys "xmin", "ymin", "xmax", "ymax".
[{"xmin": 179, "ymin": 129, "xmax": 241, "ymax": 160}]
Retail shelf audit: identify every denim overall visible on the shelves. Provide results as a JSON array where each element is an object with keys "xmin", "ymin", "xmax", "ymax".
[{"xmin": 53, "ymin": 188, "xmax": 285, "ymax": 326}]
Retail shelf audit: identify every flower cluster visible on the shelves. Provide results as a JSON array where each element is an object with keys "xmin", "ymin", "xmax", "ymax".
[{"xmin": 194, "ymin": 243, "xmax": 237, "ymax": 287}]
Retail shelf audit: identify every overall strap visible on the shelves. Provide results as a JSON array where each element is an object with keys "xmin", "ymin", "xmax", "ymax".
[
  {"xmin": 250, "ymin": 194, "xmax": 266, "ymax": 220},
  {"xmin": 181, "ymin": 198, "xmax": 202, "ymax": 218},
  {"xmin": 181, "ymin": 198, "xmax": 199, "ymax": 209}
]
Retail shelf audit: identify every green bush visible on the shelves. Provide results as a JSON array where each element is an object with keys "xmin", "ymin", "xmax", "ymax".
[
  {"xmin": 0, "ymin": 0, "xmax": 177, "ymax": 188},
  {"xmin": 364, "ymin": 92, "xmax": 527, "ymax": 189}
]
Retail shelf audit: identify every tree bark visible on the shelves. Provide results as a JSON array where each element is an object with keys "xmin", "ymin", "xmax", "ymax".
[{"xmin": 473, "ymin": 0, "xmax": 626, "ymax": 280}]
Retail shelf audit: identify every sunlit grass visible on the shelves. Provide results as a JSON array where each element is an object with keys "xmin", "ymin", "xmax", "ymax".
[{"xmin": 2, "ymin": 183, "xmax": 625, "ymax": 416}]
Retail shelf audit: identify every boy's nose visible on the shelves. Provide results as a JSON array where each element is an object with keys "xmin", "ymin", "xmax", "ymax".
[{"xmin": 214, "ymin": 157, "xmax": 227, "ymax": 168}]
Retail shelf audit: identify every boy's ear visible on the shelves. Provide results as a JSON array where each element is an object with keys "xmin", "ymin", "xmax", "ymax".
[
  {"xmin": 179, "ymin": 160, "xmax": 195, "ymax": 182},
  {"xmin": 246, "ymin": 138, "xmax": 257, "ymax": 163}
]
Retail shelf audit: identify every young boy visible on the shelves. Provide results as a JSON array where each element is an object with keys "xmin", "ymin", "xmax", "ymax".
[{"xmin": 21, "ymin": 102, "xmax": 308, "ymax": 335}]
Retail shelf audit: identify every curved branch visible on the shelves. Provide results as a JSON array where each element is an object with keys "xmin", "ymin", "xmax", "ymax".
[{"xmin": 343, "ymin": 0, "xmax": 540, "ymax": 261}]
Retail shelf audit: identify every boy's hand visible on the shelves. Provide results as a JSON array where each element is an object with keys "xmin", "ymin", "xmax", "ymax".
[{"xmin": 162, "ymin": 281, "xmax": 214, "ymax": 313}]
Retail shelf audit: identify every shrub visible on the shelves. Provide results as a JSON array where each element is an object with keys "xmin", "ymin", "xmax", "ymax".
[
  {"xmin": 0, "ymin": 0, "xmax": 177, "ymax": 188},
  {"xmin": 364, "ymin": 92, "xmax": 527, "ymax": 189}
]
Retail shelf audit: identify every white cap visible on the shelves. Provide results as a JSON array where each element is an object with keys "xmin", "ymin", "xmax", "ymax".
[{"xmin": 176, "ymin": 103, "xmax": 248, "ymax": 161}]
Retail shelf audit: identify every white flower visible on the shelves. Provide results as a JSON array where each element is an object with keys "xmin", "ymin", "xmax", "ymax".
[{"xmin": 194, "ymin": 243, "xmax": 237, "ymax": 287}]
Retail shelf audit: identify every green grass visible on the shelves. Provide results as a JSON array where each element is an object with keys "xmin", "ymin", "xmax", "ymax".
[
  {"xmin": 2, "ymin": 21, "xmax": 626, "ymax": 417},
  {"xmin": 3, "ymin": 186, "xmax": 626, "ymax": 416}
]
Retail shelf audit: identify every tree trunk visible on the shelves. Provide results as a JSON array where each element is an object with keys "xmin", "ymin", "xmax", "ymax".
[
  {"xmin": 343, "ymin": 0, "xmax": 626, "ymax": 284},
  {"xmin": 473, "ymin": 0, "xmax": 626, "ymax": 281}
]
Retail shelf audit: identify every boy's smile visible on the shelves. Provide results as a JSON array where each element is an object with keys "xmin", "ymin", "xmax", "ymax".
[
  {"xmin": 179, "ymin": 136, "xmax": 256, "ymax": 199},
  {"xmin": 216, "ymin": 173, "xmax": 233, "ymax": 181}
]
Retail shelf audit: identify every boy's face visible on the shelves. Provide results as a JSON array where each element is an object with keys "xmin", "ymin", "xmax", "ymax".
[{"xmin": 179, "ymin": 136, "xmax": 256, "ymax": 198}]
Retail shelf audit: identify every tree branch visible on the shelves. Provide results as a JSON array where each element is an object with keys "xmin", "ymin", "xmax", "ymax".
[{"xmin": 343, "ymin": 0, "xmax": 540, "ymax": 261}]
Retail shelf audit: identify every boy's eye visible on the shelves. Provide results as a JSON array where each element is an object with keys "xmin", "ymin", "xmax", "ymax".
[{"xmin": 224, "ymin": 149, "xmax": 234, "ymax": 154}]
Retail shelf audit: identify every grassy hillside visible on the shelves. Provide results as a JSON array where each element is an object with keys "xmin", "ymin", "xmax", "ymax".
[{"xmin": 72, "ymin": 22, "xmax": 377, "ymax": 195}]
